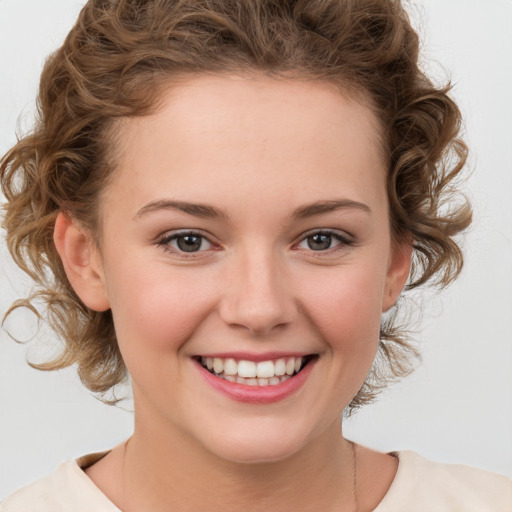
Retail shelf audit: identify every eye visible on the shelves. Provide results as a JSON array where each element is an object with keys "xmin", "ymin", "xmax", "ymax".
[
  {"xmin": 158, "ymin": 232, "xmax": 213, "ymax": 253},
  {"xmin": 296, "ymin": 231, "xmax": 351, "ymax": 252}
]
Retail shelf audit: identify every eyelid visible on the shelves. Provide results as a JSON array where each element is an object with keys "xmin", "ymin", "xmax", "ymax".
[
  {"xmin": 156, "ymin": 228, "xmax": 215, "ymax": 242},
  {"xmin": 295, "ymin": 228, "xmax": 353, "ymax": 244}
]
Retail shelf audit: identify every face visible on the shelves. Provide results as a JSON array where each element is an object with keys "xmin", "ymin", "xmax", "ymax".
[{"xmin": 72, "ymin": 75, "xmax": 409, "ymax": 464}]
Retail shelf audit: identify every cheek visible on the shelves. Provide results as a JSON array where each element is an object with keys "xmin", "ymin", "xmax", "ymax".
[
  {"xmin": 106, "ymin": 263, "xmax": 218, "ymax": 354},
  {"xmin": 300, "ymin": 262, "xmax": 386, "ymax": 353}
]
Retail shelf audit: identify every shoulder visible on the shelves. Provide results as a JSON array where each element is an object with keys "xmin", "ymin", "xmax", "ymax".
[
  {"xmin": 375, "ymin": 451, "xmax": 512, "ymax": 512},
  {"xmin": 0, "ymin": 453, "xmax": 120, "ymax": 512}
]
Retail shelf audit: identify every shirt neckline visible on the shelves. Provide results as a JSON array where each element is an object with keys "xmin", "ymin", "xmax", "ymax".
[{"xmin": 71, "ymin": 449, "xmax": 412, "ymax": 511}]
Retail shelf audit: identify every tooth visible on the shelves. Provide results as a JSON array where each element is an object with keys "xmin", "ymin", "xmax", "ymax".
[
  {"xmin": 280, "ymin": 375, "xmax": 290, "ymax": 382},
  {"xmin": 225, "ymin": 375, "xmax": 236, "ymax": 382},
  {"xmin": 274, "ymin": 358, "xmax": 286, "ymax": 376},
  {"xmin": 257, "ymin": 378, "xmax": 269, "ymax": 386},
  {"xmin": 206, "ymin": 357, "xmax": 214, "ymax": 370},
  {"xmin": 295, "ymin": 357, "xmax": 303, "ymax": 373},
  {"xmin": 245, "ymin": 378, "xmax": 258, "ymax": 386},
  {"xmin": 285, "ymin": 358, "xmax": 295, "ymax": 375},
  {"xmin": 224, "ymin": 358, "xmax": 238, "ymax": 376},
  {"xmin": 238, "ymin": 360, "xmax": 257, "ymax": 378},
  {"xmin": 236, "ymin": 377, "xmax": 246, "ymax": 384},
  {"xmin": 256, "ymin": 361, "xmax": 275, "ymax": 378},
  {"xmin": 269, "ymin": 377, "xmax": 280, "ymax": 385},
  {"xmin": 213, "ymin": 358, "xmax": 224, "ymax": 374}
]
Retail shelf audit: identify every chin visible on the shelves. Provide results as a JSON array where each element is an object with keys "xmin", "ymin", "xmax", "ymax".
[
  {"xmin": 200, "ymin": 424, "xmax": 313, "ymax": 465},
  {"xmin": 212, "ymin": 442, "xmax": 302, "ymax": 465}
]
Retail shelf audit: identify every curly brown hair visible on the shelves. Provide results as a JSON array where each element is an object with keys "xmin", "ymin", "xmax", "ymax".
[{"xmin": 0, "ymin": 0, "xmax": 471, "ymax": 411}]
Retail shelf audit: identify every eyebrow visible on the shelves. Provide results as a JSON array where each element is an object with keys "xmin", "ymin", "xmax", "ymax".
[
  {"xmin": 292, "ymin": 199, "xmax": 371, "ymax": 219},
  {"xmin": 134, "ymin": 198, "xmax": 371, "ymax": 220},
  {"xmin": 134, "ymin": 200, "xmax": 228, "ymax": 220}
]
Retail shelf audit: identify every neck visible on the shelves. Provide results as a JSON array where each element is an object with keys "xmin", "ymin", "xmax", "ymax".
[{"xmin": 120, "ymin": 414, "xmax": 356, "ymax": 512}]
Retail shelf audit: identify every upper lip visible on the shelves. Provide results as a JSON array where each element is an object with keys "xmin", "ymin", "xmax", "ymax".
[{"xmin": 193, "ymin": 351, "xmax": 316, "ymax": 362}]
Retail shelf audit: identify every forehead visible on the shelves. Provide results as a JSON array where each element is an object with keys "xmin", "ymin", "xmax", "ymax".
[
  {"xmin": 105, "ymin": 74, "xmax": 387, "ymax": 219},
  {"xmin": 120, "ymin": 74, "xmax": 384, "ymax": 157}
]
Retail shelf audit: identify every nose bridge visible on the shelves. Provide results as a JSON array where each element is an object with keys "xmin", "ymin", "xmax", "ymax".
[{"xmin": 220, "ymin": 241, "xmax": 294, "ymax": 335}]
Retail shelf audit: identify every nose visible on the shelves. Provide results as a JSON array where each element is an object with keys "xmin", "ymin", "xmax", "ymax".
[{"xmin": 218, "ymin": 247, "xmax": 296, "ymax": 336}]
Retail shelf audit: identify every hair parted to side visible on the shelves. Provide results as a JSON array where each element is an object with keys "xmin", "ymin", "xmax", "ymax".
[{"xmin": 1, "ymin": 0, "xmax": 471, "ymax": 411}]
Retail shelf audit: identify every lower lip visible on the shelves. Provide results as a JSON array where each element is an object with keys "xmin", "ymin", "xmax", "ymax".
[{"xmin": 195, "ymin": 359, "xmax": 316, "ymax": 404}]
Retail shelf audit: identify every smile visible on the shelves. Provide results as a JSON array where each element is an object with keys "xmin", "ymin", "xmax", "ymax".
[{"xmin": 199, "ymin": 356, "xmax": 312, "ymax": 387}]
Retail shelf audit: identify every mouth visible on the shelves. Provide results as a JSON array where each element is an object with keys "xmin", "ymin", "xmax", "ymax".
[{"xmin": 196, "ymin": 354, "xmax": 316, "ymax": 387}]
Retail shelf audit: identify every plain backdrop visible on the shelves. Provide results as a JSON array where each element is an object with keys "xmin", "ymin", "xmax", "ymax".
[{"xmin": 1, "ymin": 0, "xmax": 511, "ymax": 500}]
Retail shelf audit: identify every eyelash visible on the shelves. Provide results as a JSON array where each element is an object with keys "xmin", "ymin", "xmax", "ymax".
[
  {"xmin": 157, "ymin": 230, "xmax": 215, "ymax": 257},
  {"xmin": 294, "ymin": 230, "xmax": 353, "ymax": 254},
  {"xmin": 156, "ymin": 229, "xmax": 353, "ymax": 256}
]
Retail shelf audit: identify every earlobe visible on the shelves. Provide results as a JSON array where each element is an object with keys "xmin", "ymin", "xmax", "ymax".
[
  {"xmin": 382, "ymin": 241, "xmax": 412, "ymax": 312},
  {"xmin": 53, "ymin": 212, "xmax": 110, "ymax": 312}
]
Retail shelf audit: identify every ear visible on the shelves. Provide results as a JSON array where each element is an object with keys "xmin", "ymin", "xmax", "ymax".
[
  {"xmin": 382, "ymin": 240, "xmax": 412, "ymax": 312},
  {"xmin": 53, "ymin": 212, "xmax": 110, "ymax": 312}
]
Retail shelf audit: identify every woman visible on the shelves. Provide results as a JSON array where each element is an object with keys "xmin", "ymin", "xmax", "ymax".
[{"xmin": 1, "ymin": 0, "xmax": 511, "ymax": 510}]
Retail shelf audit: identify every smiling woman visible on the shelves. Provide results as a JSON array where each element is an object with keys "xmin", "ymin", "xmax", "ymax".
[
  {"xmin": 56, "ymin": 77, "xmax": 407, "ymax": 474},
  {"xmin": 1, "ymin": 0, "xmax": 511, "ymax": 511}
]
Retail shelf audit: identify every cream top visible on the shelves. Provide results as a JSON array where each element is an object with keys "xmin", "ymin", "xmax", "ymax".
[{"xmin": 2, "ymin": 451, "xmax": 511, "ymax": 511}]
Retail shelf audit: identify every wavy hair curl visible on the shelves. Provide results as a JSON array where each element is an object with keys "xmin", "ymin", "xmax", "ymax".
[{"xmin": 1, "ymin": 0, "xmax": 471, "ymax": 410}]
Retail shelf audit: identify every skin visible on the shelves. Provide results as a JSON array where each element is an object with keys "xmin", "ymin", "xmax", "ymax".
[{"xmin": 54, "ymin": 74, "xmax": 411, "ymax": 511}]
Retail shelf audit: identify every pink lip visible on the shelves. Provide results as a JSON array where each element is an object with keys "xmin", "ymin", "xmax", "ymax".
[{"xmin": 194, "ymin": 357, "xmax": 316, "ymax": 404}]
